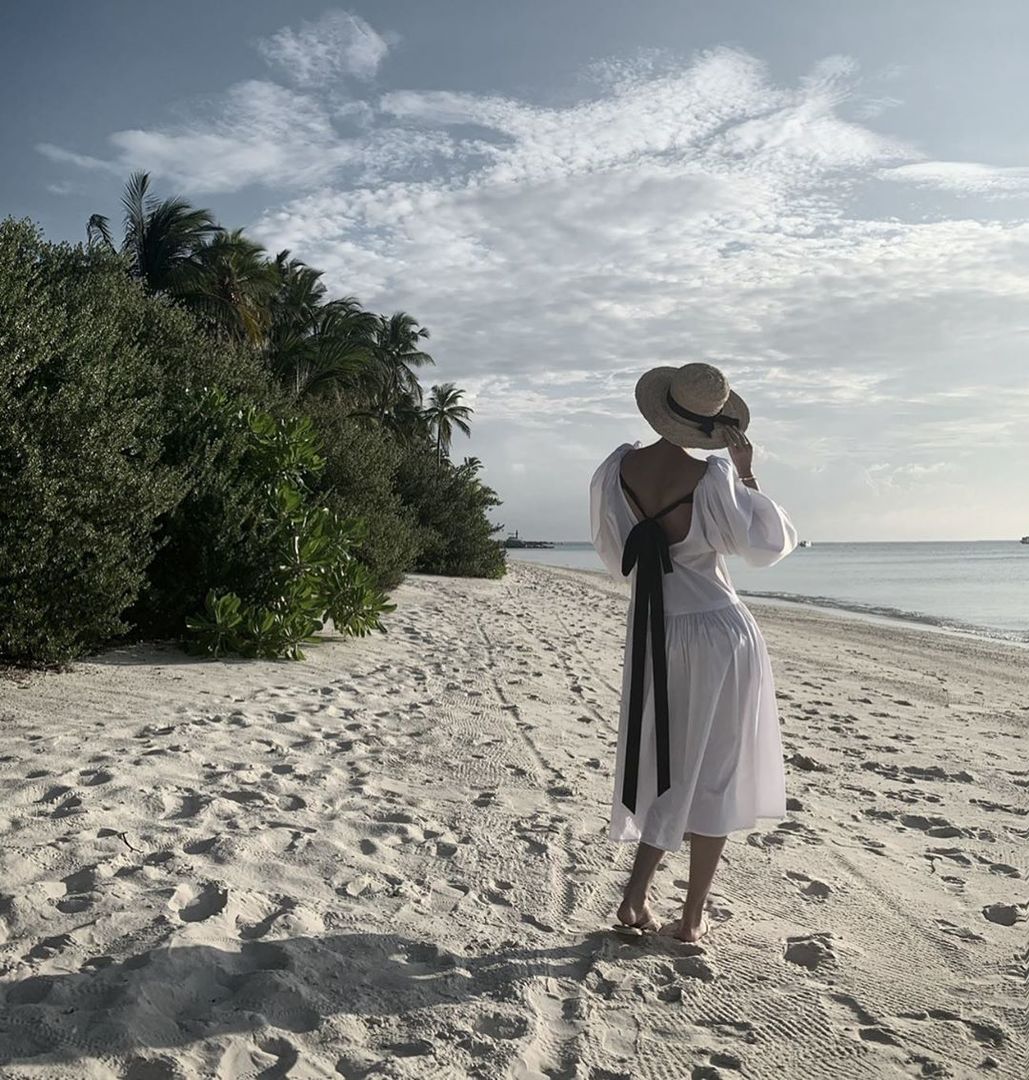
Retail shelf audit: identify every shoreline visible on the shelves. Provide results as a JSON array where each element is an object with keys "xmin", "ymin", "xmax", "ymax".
[
  {"xmin": 513, "ymin": 557, "xmax": 1029, "ymax": 649},
  {"xmin": 0, "ymin": 560, "xmax": 1025, "ymax": 1076}
]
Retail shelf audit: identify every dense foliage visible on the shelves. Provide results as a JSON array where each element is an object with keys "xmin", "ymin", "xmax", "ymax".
[
  {"xmin": 0, "ymin": 220, "xmax": 184, "ymax": 663},
  {"xmin": 182, "ymin": 393, "xmax": 395, "ymax": 659},
  {"xmin": 303, "ymin": 399, "xmax": 420, "ymax": 592},
  {"xmin": 396, "ymin": 445, "xmax": 507, "ymax": 579},
  {"xmin": 0, "ymin": 176, "xmax": 506, "ymax": 664}
]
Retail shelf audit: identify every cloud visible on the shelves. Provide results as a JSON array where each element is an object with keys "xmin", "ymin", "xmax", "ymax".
[
  {"xmin": 45, "ymin": 180, "xmax": 81, "ymax": 196},
  {"xmin": 865, "ymin": 461, "xmax": 954, "ymax": 492},
  {"xmin": 38, "ymin": 79, "xmax": 456, "ymax": 195},
  {"xmin": 882, "ymin": 161, "xmax": 1029, "ymax": 197},
  {"xmin": 256, "ymin": 10, "xmax": 390, "ymax": 85},
  {"xmin": 36, "ymin": 26, "xmax": 1029, "ymax": 538},
  {"xmin": 248, "ymin": 47, "xmax": 1029, "ymax": 538},
  {"xmin": 37, "ymin": 142, "xmax": 118, "ymax": 174}
]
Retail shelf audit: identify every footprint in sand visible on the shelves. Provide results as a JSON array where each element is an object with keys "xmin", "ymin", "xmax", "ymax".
[
  {"xmin": 475, "ymin": 1012, "xmax": 529, "ymax": 1040},
  {"xmin": 784, "ymin": 932, "xmax": 836, "ymax": 970},
  {"xmin": 885, "ymin": 787, "xmax": 942, "ymax": 805},
  {"xmin": 925, "ymin": 846, "xmax": 972, "ymax": 868},
  {"xmin": 971, "ymin": 797, "xmax": 1028, "ymax": 817},
  {"xmin": 982, "ymin": 902, "xmax": 1029, "ymax": 927},
  {"xmin": 786, "ymin": 870, "xmax": 832, "ymax": 900},
  {"xmin": 168, "ymin": 881, "xmax": 228, "ymax": 922},
  {"xmin": 747, "ymin": 830, "xmax": 786, "ymax": 850},
  {"xmin": 239, "ymin": 901, "xmax": 296, "ymax": 942},
  {"xmin": 56, "ymin": 895, "xmax": 92, "ymax": 914},
  {"xmin": 899, "ymin": 1009, "xmax": 1008, "ymax": 1053},
  {"xmin": 164, "ymin": 792, "xmax": 209, "ymax": 820},
  {"xmin": 654, "ymin": 955, "xmax": 719, "ymax": 997},
  {"xmin": 121, "ymin": 1056, "xmax": 181, "ymax": 1079},
  {"xmin": 429, "ymin": 880, "xmax": 470, "ymax": 914},
  {"xmin": 785, "ymin": 752, "xmax": 830, "ymax": 773},
  {"xmin": 898, "ymin": 813, "xmax": 967, "ymax": 839},
  {"xmin": 24, "ymin": 933, "xmax": 76, "ymax": 962},
  {"xmin": 775, "ymin": 819, "xmax": 823, "ymax": 845},
  {"xmin": 78, "ymin": 768, "xmax": 113, "ymax": 786},
  {"xmin": 62, "ymin": 864, "xmax": 111, "ymax": 894},
  {"xmin": 981, "ymin": 860, "xmax": 1021, "ymax": 878},
  {"xmin": 935, "ymin": 918, "xmax": 986, "ymax": 943}
]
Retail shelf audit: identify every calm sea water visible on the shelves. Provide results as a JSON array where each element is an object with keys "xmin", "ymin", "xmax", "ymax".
[{"xmin": 507, "ymin": 541, "xmax": 1029, "ymax": 643}]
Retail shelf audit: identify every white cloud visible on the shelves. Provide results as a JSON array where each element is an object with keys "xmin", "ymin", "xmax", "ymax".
[
  {"xmin": 882, "ymin": 161, "xmax": 1029, "ymax": 197},
  {"xmin": 37, "ymin": 142, "xmax": 118, "ymax": 174},
  {"xmin": 256, "ymin": 10, "xmax": 390, "ymax": 86},
  {"xmin": 39, "ymin": 79, "xmax": 456, "ymax": 195},
  {"xmin": 249, "ymin": 49, "xmax": 1029, "ymax": 539},
  {"xmin": 36, "ymin": 27, "xmax": 1029, "ymax": 539},
  {"xmin": 45, "ymin": 179, "xmax": 81, "ymax": 196}
]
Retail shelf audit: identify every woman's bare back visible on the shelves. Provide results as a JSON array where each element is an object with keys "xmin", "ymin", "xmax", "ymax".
[{"xmin": 619, "ymin": 441, "xmax": 709, "ymax": 546}]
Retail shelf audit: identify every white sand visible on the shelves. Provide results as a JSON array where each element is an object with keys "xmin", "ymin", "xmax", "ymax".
[{"xmin": 0, "ymin": 560, "xmax": 1026, "ymax": 1078}]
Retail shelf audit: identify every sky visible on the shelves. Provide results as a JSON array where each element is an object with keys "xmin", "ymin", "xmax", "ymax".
[{"xmin": 4, "ymin": 1, "xmax": 1029, "ymax": 542}]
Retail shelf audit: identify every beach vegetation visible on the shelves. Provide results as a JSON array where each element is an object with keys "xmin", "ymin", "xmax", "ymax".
[
  {"xmin": 0, "ymin": 175, "xmax": 506, "ymax": 664},
  {"xmin": 181, "ymin": 392, "xmax": 394, "ymax": 660},
  {"xmin": 425, "ymin": 382, "xmax": 474, "ymax": 467}
]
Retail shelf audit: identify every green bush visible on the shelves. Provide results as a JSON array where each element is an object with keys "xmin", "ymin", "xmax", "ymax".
[
  {"xmin": 304, "ymin": 401, "xmax": 420, "ymax": 591},
  {"xmin": 182, "ymin": 393, "xmax": 395, "ymax": 660},
  {"xmin": 129, "ymin": 379, "xmax": 291, "ymax": 640},
  {"xmin": 0, "ymin": 215, "xmax": 505, "ymax": 665},
  {"xmin": 394, "ymin": 440, "xmax": 507, "ymax": 579},
  {"xmin": 0, "ymin": 219, "xmax": 184, "ymax": 663}
]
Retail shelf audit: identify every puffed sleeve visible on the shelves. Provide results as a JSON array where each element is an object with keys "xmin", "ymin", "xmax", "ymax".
[
  {"xmin": 695, "ymin": 456, "xmax": 798, "ymax": 567},
  {"xmin": 589, "ymin": 445, "xmax": 633, "ymax": 580}
]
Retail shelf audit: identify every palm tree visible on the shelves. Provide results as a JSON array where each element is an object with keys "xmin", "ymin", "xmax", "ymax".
[
  {"xmin": 87, "ymin": 171, "xmax": 222, "ymax": 293},
  {"xmin": 86, "ymin": 214, "xmax": 115, "ymax": 252},
  {"xmin": 172, "ymin": 229, "xmax": 279, "ymax": 344},
  {"xmin": 349, "ymin": 373, "xmax": 429, "ymax": 441},
  {"xmin": 424, "ymin": 383, "xmax": 473, "ymax": 466},
  {"xmin": 266, "ymin": 252, "xmax": 377, "ymax": 398},
  {"xmin": 367, "ymin": 312, "xmax": 435, "ymax": 409}
]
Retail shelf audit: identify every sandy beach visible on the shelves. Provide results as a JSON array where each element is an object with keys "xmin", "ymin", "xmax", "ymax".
[{"xmin": 0, "ymin": 559, "xmax": 1026, "ymax": 1078}]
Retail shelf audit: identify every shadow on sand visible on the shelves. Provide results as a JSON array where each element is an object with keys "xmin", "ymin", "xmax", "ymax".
[{"xmin": 0, "ymin": 928, "xmax": 679, "ymax": 1069}]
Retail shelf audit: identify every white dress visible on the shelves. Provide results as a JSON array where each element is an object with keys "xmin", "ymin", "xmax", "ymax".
[{"xmin": 589, "ymin": 442, "xmax": 798, "ymax": 853}]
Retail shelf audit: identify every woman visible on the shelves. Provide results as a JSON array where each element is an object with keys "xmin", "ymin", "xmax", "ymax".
[{"xmin": 589, "ymin": 361, "xmax": 797, "ymax": 943}]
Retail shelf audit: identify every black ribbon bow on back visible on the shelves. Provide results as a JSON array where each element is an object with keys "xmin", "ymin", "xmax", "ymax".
[{"xmin": 618, "ymin": 473, "xmax": 694, "ymax": 814}]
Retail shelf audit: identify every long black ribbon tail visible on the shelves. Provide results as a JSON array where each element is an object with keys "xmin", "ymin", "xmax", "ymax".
[
  {"xmin": 650, "ymin": 538, "xmax": 672, "ymax": 799},
  {"xmin": 620, "ymin": 520, "xmax": 673, "ymax": 814}
]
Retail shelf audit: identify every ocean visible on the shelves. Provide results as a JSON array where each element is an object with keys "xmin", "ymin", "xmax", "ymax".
[{"xmin": 507, "ymin": 541, "xmax": 1029, "ymax": 645}]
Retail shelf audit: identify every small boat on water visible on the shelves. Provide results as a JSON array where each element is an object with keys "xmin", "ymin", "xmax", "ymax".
[
  {"xmin": 1021, "ymin": 536, "xmax": 1029, "ymax": 545},
  {"xmin": 798, "ymin": 540, "xmax": 813, "ymax": 548}
]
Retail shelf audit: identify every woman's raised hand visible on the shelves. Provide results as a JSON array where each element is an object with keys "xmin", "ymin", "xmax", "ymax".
[{"xmin": 724, "ymin": 424, "xmax": 754, "ymax": 478}]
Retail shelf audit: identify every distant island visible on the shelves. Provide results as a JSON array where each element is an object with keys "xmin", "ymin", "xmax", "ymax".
[{"xmin": 504, "ymin": 530, "xmax": 554, "ymax": 549}]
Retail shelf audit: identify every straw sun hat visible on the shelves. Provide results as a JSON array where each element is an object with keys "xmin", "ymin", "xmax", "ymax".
[{"xmin": 634, "ymin": 361, "xmax": 750, "ymax": 450}]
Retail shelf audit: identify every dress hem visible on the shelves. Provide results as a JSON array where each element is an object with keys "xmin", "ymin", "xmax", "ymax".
[{"xmin": 609, "ymin": 810, "xmax": 788, "ymax": 853}]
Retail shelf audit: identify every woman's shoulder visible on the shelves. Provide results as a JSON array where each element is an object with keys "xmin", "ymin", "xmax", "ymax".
[
  {"xmin": 593, "ymin": 441, "xmax": 639, "ymax": 475},
  {"xmin": 702, "ymin": 453, "xmax": 732, "ymax": 479},
  {"xmin": 695, "ymin": 454, "xmax": 737, "ymax": 505}
]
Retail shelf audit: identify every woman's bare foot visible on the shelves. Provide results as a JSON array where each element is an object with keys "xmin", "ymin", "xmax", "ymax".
[
  {"xmin": 615, "ymin": 893, "xmax": 660, "ymax": 932},
  {"xmin": 658, "ymin": 912, "xmax": 711, "ymax": 943}
]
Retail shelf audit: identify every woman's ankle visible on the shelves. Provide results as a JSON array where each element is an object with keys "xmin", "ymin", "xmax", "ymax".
[
  {"xmin": 623, "ymin": 882, "xmax": 650, "ymax": 906},
  {"xmin": 682, "ymin": 901, "xmax": 706, "ymax": 927}
]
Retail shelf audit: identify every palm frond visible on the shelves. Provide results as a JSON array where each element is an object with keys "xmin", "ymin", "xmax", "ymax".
[{"xmin": 86, "ymin": 214, "xmax": 115, "ymax": 252}]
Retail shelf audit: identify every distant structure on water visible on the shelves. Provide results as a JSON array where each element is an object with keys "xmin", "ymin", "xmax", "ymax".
[
  {"xmin": 798, "ymin": 540, "xmax": 813, "ymax": 548},
  {"xmin": 1020, "ymin": 535, "xmax": 1029, "ymax": 545},
  {"xmin": 504, "ymin": 530, "xmax": 554, "ymax": 549}
]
